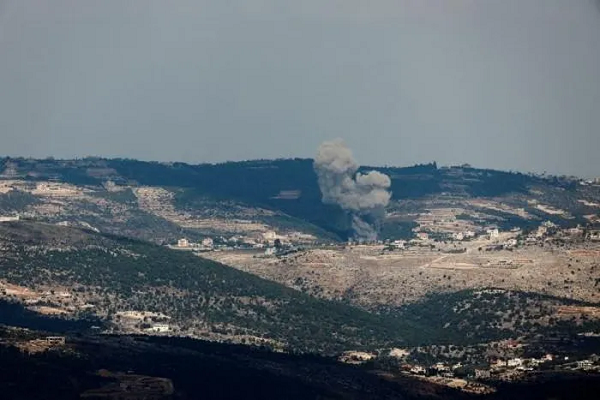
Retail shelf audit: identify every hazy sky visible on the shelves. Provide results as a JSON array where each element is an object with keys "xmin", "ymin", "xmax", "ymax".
[{"xmin": 1, "ymin": 1, "xmax": 599, "ymax": 177}]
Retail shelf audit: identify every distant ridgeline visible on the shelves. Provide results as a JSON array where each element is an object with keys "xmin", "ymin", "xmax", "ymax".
[{"xmin": 0, "ymin": 157, "xmax": 583, "ymax": 240}]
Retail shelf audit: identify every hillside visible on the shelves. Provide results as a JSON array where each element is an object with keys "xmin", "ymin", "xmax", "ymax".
[
  {"xmin": 1, "ymin": 157, "xmax": 598, "ymax": 244},
  {"xmin": 0, "ymin": 325, "xmax": 477, "ymax": 400},
  {"xmin": 2, "ymin": 221, "xmax": 599, "ymax": 353},
  {"xmin": 0, "ymin": 221, "xmax": 425, "ymax": 353},
  {"xmin": 4, "ymin": 325, "xmax": 600, "ymax": 400},
  {"xmin": 206, "ymin": 231, "xmax": 600, "ymax": 310}
]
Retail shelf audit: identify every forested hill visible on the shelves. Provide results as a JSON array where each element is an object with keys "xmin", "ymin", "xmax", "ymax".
[
  {"xmin": 0, "ymin": 157, "xmax": 587, "ymax": 241},
  {"xmin": 1, "ymin": 157, "xmax": 570, "ymax": 202}
]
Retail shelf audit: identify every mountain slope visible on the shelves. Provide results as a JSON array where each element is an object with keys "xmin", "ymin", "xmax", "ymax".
[
  {"xmin": 0, "ymin": 221, "xmax": 426, "ymax": 353},
  {"xmin": 0, "ymin": 326, "xmax": 475, "ymax": 400},
  {"xmin": 1, "ymin": 157, "xmax": 597, "ymax": 242}
]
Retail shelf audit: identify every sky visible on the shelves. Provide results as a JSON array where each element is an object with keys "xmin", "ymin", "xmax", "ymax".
[{"xmin": 0, "ymin": 1, "xmax": 599, "ymax": 177}]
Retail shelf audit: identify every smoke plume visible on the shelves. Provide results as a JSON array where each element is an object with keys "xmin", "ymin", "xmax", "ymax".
[{"xmin": 314, "ymin": 139, "xmax": 392, "ymax": 241}]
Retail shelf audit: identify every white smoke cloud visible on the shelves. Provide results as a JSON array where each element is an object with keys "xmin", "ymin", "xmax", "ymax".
[{"xmin": 314, "ymin": 139, "xmax": 392, "ymax": 241}]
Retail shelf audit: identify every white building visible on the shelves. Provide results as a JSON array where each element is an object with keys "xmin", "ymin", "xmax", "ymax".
[
  {"xmin": 577, "ymin": 360, "xmax": 593, "ymax": 370},
  {"xmin": 410, "ymin": 366, "xmax": 426, "ymax": 375},
  {"xmin": 433, "ymin": 362, "xmax": 450, "ymax": 372},
  {"xmin": 536, "ymin": 226, "xmax": 548, "ymax": 237},
  {"xmin": 453, "ymin": 232, "xmax": 464, "ymax": 241},
  {"xmin": 391, "ymin": 240, "xmax": 406, "ymax": 249},
  {"xmin": 475, "ymin": 369, "xmax": 491, "ymax": 379},
  {"xmin": 339, "ymin": 351, "xmax": 376, "ymax": 364},
  {"xmin": 146, "ymin": 324, "xmax": 170, "ymax": 333},
  {"xmin": 263, "ymin": 231, "xmax": 277, "ymax": 241},
  {"xmin": 507, "ymin": 358, "xmax": 523, "ymax": 368},
  {"xmin": 201, "ymin": 237, "xmax": 214, "ymax": 248},
  {"xmin": 487, "ymin": 228, "xmax": 499, "ymax": 240},
  {"xmin": 388, "ymin": 348, "xmax": 409, "ymax": 358},
  {"xmin": 177, "ymin": 238, "xmax": 189, "ymax": 248},
  {"xmin": 264, "ymin": 247, "xmax": 276, "ymax": 256}
]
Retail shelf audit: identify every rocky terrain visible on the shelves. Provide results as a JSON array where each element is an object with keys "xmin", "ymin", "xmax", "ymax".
[{"xmin": 206, "ymin": 235, "xmax": 600, "ymax": 309}]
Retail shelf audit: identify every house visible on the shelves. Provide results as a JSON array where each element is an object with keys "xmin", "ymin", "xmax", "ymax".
[
  {"xmin": 338, "ymin": 351, "xmax": 376, "ymax": 365},
  {"xmin": 45, "ymin": 336, "xmax": 66, "ymax": 345},
  {"xmin": 201, "ymin": 237, "xmax": 214, "ymax": 248},
  {"xmin": 568, "ymin": 226, "xmax": 583, "ymax": 235},
  {"xmin": 177, "ymin": 238, "xmax": 189, "ymax": 248},
  {"xmin": 410, "ymin": 365, "xmax": 426, "ymax": 375},
  {"xmin": 453, "ymin": 232, "xmax": 464, "ymax": 241},
  {"xmin": 416, "ymin": 232, "xmax": 429, "ymax": 241},
  {"xmin": 536, "ymin": 226, "xmax": 548, "ymax": 237},
  {"xmin": 526, "ymin": 236, "xmax": 538, "ymax": 244},
  {"xmin": 146, "ymin": 324, "xmax": 170, "ymax": 333},
  {"xmin": 491, "ymin": 359, "xmax": 507, "ymax": 369},
  {"xmin": 228, "ymin": 236, "xmax": 242, "ymax": 244},
  {"xmin": 577, "ymin": 360, "xmax": 593, "ymax": 370},
  {"xmin": 391, "ymin": 240, "xmax": 406, "ymax": 249},
  {"xmin": 388, "ymin": 348, "xmax": 409, "ymax": 358},
  {"xmin": 464, "ymin": 231, "xmax": 476, "ymax": 238},
  {"xmin": 486, "ymin": 228, "xmax": 499, "ymax": 240},
  {"xmin": 507, "ymin": 358, "xmax": 523, "ymax": 368},
  {"xmin": 263, "ymin": 231, "xmax": 277, "ymax": 241},
  {"xmin": 452, "ymin": 362, "xmax": 464, "ymax": 370},
  {"xmin": 433, "ymin": 362, "xmax": 450, "ymax": 372},
  {"xmin": 475, "ymin": 369, "xmax": 491, "ymax": 379},
  {"xmin": 264, "ymin": 247, "xmax": 276, "ymax": 256}
]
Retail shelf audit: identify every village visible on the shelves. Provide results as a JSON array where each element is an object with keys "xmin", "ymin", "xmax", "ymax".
[{"xmin": 339, "ymin": 342, "xmax": 600, "ymax": 394}]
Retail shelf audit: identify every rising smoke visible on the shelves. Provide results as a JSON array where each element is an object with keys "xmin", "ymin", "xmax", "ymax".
[{"xmin": 313, "ymin": 139, "xmax": 392, "ymax": 241}]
